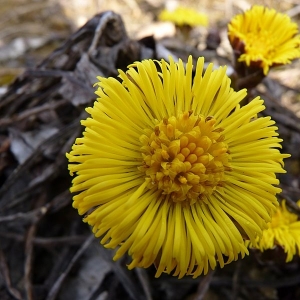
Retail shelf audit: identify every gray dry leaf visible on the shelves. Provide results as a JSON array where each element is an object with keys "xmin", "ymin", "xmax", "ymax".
[
  {"xmin": 59, "ymin": 53, "xmax": 103, "ymax": 106},
  {"xmin": 58, "ymin": 242, "xmax": 111, "ymax": 300},
  {"xmin": 9, "ymin": 126, "xmax": 59, "ymax": 164},
  {"xmin": 0, "ymin": 11, "xmax": 157, "ymax": 300}
]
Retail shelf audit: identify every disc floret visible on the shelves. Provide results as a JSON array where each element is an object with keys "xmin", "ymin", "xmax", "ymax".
[{"xmin": 139, "ymin": 111, "xmax": 231, "ymax": 204}]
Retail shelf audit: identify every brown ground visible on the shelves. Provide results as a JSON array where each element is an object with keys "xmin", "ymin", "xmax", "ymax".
[{"xmin": 0, "ymin": 0, "xmax": 300, "ymax": 300}]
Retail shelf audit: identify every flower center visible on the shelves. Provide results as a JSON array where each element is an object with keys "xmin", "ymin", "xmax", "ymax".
[
  {"xmin": 243, "ymin": 31, "xmax": 276, "ymax": 59},
  {"xmin": 139, "ymin": 111, "xmax": 231, "ymax": 204}
]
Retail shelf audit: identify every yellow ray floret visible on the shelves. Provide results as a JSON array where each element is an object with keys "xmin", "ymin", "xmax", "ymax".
[
  {"xmin": 159, "ymin": 6, "xmax": 208, "ymax": 27},
  {"xmin": 66, "ymin": 56, "xmax": 289, "ymax": 278},
  {"xmin": 248, "ymin": 200, "xmax": 300, "ymax": 262},
  {"xmin": 228, "ymin": 5, "xmax": 300, "ymax": 75}
]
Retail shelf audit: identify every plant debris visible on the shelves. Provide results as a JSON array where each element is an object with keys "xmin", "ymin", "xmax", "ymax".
[{"xmin": 1, "ymin": 7, "xmax": 300, "ymax": 300}]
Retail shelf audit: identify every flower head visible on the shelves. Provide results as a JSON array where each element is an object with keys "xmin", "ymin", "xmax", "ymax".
[
  {"xmin": 159, "ymin": 7, "xmax": 208, "ymax": 27},
  {"xmin": 248, "ymin": 200, "xmax": 300, "ymax": 262},
  {"xmin": 228, "ymin": 5, "xmax": 300, "ymax": 75},
  {"xmin": 67, "ymin": 56, "xmax": 289, "ymax": 278}
]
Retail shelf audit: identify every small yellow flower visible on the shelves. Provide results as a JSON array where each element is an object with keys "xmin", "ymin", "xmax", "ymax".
[
  {"xmin": 228, "ymin": 5, "xmax": 300, "ymax": 75},
  {"xmin": 67, "ymin": 56, "xmax": 289, "ymax": 278},
  {"xmin": 249, "ymin": 200, "xmax": 300, "ymax": 262},
  {"xmin": 159, "ymin": 7, "xmax": 208, "ymax": 27}
]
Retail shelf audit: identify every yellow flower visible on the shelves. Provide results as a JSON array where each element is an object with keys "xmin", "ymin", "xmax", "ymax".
[
  {"xmin": 248, "ymin": 200, "xmax": 300, "ymax": 262},
  {"xmin": 159, "ymin": 7, "xmax": 208, "ymax": 27},
  {"xmin": 67, "ymin": 56, "xmax": 289, "ymax": 278},
  {"xmin": 228, "ymin": 5, "xmax": 300, "ymax": 75}
]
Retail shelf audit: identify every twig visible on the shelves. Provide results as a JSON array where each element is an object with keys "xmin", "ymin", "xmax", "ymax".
[
  {"xmin": 45, "ymin": 234, "xmax": 94, "ymax": 300},
  {"xmin": 135, "ymin": 268, "xmax": 153, "ymax": 300},
  {"xmin": 280, "ymin": 186, "xmax": 300, "ymax": 206},
  {"xmin": 96, "ymin": 246, "xmax": 143, "ymax": 300},
  {"xmin": 0, "ymin": 203, "xmax": 49, "ymax": 223},
  {"xmin": 0, "ymin": 99, "xmax": 68, "ymax": 127},
  {"xmin": 24, "ymin": 194, "xmax": 47, "ymax": 300},
  {"xmin": 0, "ymin": 188, "xmax": 71, "ymax": 224},
  {"xmin": 232, "ymin": 260, "xmax": 242, "ymax": 300},
  {"xmin": 0, "ymin": 119, "xmax": 80, "ymax": 209},
  {"xmin": 282, "ymin": 194, "xmax": 300, "ymax": 215},
  {"xmin": 24, "ymin": 223, "xmax": 36, "ymax": 300},
  {"xmin": 286, "ymin": 5, "xmax": 300, "ymax": 18},
  {"xmin": 193, "ymin": 269, "xmax": 215, "ymax": 300},
  {"xmin": 88, "ymin": 11, "xmax": 116, "ymax": 56},
  {"xmin": 0, "ymin": 232, "xmax": 87, "ymax": 247},
  {"xmin": 210, "ymin": 272, "xmax": 300, "ymax": 288},
  {"xmin": 47, "ymin": 190, "xmax": 72, "ymax": 214},
  {"xmin": 0, "ymin": 248, "xmax": 22, "ymax": 300}
]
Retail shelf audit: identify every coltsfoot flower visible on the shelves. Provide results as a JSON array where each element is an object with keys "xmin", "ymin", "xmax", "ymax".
[
  {"xmin": 159, "ymin": 6, "xmax": 208, "ymax": 27},
  {"xmin": 67, "ymin": 56, "xmax": 289, "ymax": 278},
  {"xmin": 248, "ymin": 200, "xmax": 300, "ymax": 262},
  {"xmin": 228, "ymin": 5, "xmax": 300, "ymax": 75}
]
